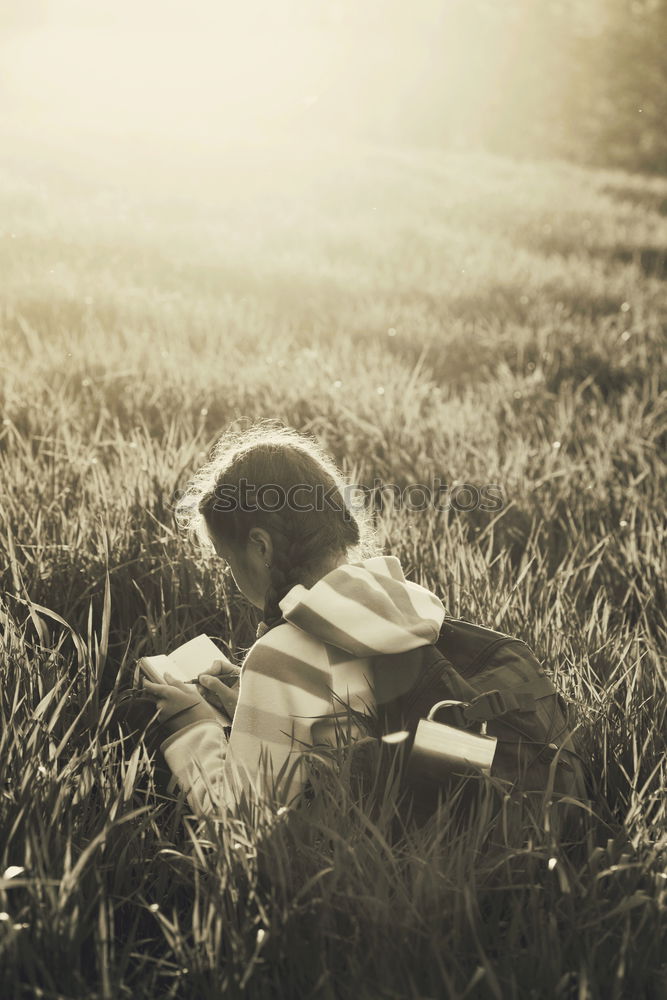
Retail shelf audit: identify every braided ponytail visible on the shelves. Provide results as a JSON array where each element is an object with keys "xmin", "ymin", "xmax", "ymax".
[
  {"xmin": 262, "ymin": 509, "xmax": 361, "ymax": 631},
  {"xmin": 175, "ymin": 421, "xmax": 373, "ymax": 634},
  {"xmin": 262, "ymin": 513, "xmax": 294, "ymax": 630}
]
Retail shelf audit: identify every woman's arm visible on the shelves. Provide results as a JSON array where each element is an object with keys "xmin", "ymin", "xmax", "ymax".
[{"xmin": 161, "ymin": 625, "xmax": 332, "ymax": 816}]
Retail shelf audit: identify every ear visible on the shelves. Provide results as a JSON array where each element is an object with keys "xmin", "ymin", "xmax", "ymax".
[{"xmin": 247, "ymin": 527, "xmax": 273, "ymax": 565}]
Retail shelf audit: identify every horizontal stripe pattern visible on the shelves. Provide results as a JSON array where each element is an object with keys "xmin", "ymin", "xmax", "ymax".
[
  {"xmin": 353, "ymin": 564, "xmax": 422, "ymax": 623},
  {"xmin": 162, "ymin": 555, "xmax": 446, "ymax": 815},
  {"xmin": 288, "ymin": 578, "xmax": 442, "ymax": 655},
  {"xmin": 281, "ymin": 557, "xmax": 445, "ymax": 656},
  {"xmin": 279, "ymin": 601, "xmax": 379, "ymax": 658},
  {"xmin": 331, "ymin": 567, "xmax": 445, "ymax": 641},
  {"xmin": 241, "ymin": 642, "xmax": 331, "ymax": 702},
  {"xmin": 357, "ymin": 554, "xmax": 404, "ymax": 581}
]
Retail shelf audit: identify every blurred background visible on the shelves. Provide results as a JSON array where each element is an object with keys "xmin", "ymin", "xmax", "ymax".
[
  {"xmin": 1, "ymin": 9, "xmax": 666, "ymax": 996},
  {"xmin": 1, "ymin": 0, "xmax": 666, "ymax": 177}
]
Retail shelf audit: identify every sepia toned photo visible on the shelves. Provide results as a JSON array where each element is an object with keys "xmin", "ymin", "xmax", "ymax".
[{"xmin": 1, "ymin": 3, "xmax": 665, "ymax": 997}]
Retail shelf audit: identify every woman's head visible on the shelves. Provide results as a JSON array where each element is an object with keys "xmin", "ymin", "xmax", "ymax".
[{"xmin": 176, "ymin": 422, "xmax": 373, "ymax": 628}]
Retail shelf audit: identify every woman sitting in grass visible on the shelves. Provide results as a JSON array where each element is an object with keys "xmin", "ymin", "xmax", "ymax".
[{"xmin": 142, "ymin": 422, "xmax": 446, "ymax": 817}]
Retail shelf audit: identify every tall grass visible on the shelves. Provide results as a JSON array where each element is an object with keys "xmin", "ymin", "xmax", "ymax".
[{"xmin": 0, "ymin": 140, "xmax": 666, "ymax": 998}]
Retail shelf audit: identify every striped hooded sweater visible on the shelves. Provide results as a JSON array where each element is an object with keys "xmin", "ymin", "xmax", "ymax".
[{"xmin": 162, "ymin": 555, "xmax": 446, "ymax": 815}]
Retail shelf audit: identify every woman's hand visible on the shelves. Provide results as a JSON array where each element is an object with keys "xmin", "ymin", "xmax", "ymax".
[
  {"xmin": 143, "ymin": 672, "xmax": 227, "ymax": 739},
  {"xmin": 196, "ymin": 659, "xmax": 241, "ymax": 720}
]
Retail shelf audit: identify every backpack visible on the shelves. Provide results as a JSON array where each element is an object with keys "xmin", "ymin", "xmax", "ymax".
[{"xmin": 368, "ymin": 617, "xmax": 591, "ymax": 840}]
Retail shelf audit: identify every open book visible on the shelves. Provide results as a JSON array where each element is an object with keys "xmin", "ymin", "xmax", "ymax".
[{"xmin": 138, "ymin": 634, "xmax": 227, "ymax": 685}]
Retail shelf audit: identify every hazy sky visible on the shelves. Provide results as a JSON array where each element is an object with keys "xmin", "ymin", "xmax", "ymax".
[
  {"xmin": 0, "ymin": 0, "xmax": 610, "ymax": 173},
  {"xmin": 0, "ymin": 1, "xmax": 505, "ymax": 149}
]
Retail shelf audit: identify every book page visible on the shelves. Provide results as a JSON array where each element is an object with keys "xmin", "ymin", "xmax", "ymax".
[
  {"xmin": 138, "ymin": 635, "xmax": 225, "ymax": 684},
  {"xmin": 138, "ymin": 654, "xmax": 172, "ymax": 684},
  {"xmin": 166, "ymin": 634, "xmax": 225, "ymax": 681}
]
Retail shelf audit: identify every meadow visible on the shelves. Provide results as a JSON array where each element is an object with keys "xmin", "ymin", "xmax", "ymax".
[{"xmin": 0, "ymin": 138, "xmax": 666, "ymax": 998}]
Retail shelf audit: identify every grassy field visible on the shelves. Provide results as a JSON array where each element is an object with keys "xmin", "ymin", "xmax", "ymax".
[{"xmin": 1, "ymin": 138, "xmax": 666, "ymax": 998}]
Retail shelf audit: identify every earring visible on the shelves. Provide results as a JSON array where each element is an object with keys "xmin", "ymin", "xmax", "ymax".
[{"xmin": 265, "ymin": 561, "xmax": 272, "ymax": 569}]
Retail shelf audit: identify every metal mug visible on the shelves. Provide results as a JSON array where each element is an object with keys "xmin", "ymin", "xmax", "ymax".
[{"xmin": 383, "ymin": 699, "xmax": 498, "ymax": 781}]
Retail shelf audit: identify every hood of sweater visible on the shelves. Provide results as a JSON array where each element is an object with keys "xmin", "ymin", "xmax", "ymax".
[{"xmin": 278, "ymin": 555, "xmax": 445, "ymax": 657}]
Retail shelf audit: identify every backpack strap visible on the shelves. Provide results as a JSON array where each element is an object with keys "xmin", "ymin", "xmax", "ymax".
[
  {"xmin": 374, "ymin": 642, "xmax": 559, "ymax": 733},
  {"xmin": 467, "ymin": 674, "xmax": 554, "ymax": 722},
  {"xmin": 463, "ymin": 689, "xmax": 536, "ymax": 723},
  {"xmin": 430, "ymin": 671, "xmax": 558, "ymax": 727}
]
